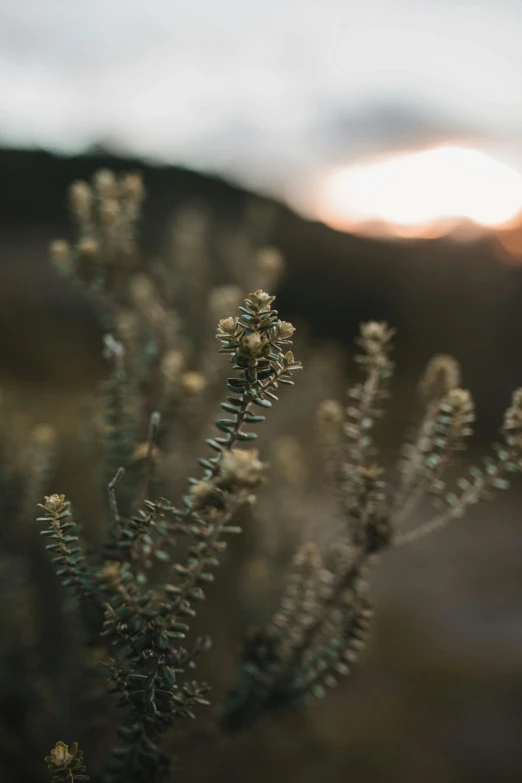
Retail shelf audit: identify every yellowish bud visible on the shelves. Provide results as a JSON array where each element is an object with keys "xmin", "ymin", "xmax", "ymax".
[
  {"xmin": 49, "ymin": 239, "xmax": 71, "ymax": 267},
  {"xmin": 241, "ymin": 332, "xmax": 265, "ymax": 357},
  {"xmin": 42, "ymin": 494, "xmax": 67, "ymax": 515},
  {"xmin": 420, "ymin": 354, "xmax": 461, "ymax": 401},
  {"xmin": 218, "ymin": 317, "xmax": 237, "ymax": 335},
  {"xmin": 277, "ymin": 320, "xmax": 295, "ymax": 340},
  {"xmin": 77, "ymin": 236, "xmax": 99, "ymax": 260},
  {"xmin": 94, "ymin": 169, "xmax": 118, "ymax": 199},
  {"xmin": 220, "ymin": 448, "xmax": 265, "ymax": 490},
  {"xmin": 69, "ymin": 181, "xmax": 92, "ymax": 218},
  {"xmin": 120, "ymin": 172, "xmax": 145, "ymax": 201}
]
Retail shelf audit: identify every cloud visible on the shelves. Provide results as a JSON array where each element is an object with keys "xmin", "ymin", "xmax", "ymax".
[
  {"xmin": 0, "ymin": 0, "xmax": 521, "ymax": 210},
  {"xmin": 310, "ymin": 100, "xmax": 482, "ymax": 161}
]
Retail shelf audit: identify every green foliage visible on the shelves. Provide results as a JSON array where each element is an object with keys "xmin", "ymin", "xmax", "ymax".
[{"xmin": 45, "ymin": 741, "xmax": 89, "ymax": 782}]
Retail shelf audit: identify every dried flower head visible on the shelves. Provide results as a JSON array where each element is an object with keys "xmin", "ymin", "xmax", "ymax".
[
  {"xmin": 219, "ymin": 448, "xmax": 265, "ymax": 490},
  {"xmin": 248, "ymin": 289, "xmax": 275, "ymax": 309},
  {"xmin": 42, "ymin": 494, "xmax": 67, "ymax": 515},
  {"xmin": 47, "ymin": 741, "xmax": 75, "ymax": 768},
  {"xmin": 218, "ymin": 317, "xmax": 237, "ymax": 335},
  {"xmin": 240, "ymin": 332, "xmax": 266, "ymax": 358},
  {"xmin": 419, "ymin": 354, "xmax": 461, "ymax": 401},
  {"xmin": 189, "ymin": 480, "xmax": 216, "ymax": 500},
  {"xmin": 189, "ymin": 480, "xmax": 222, "ymax": 509},
  {"xmin": 276, "ymin": 321, "xmax": 295, "ymax": 341},
  {"xmin": 44, "ymin": 740, "xmax": 88, "ymax": 781}
]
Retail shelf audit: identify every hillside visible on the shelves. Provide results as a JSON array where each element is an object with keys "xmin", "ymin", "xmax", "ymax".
[{"xmin": 1, "ymin": 147, "xmax": 521, "ymax": 431}]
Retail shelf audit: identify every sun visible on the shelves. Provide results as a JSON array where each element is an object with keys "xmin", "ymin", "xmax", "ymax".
[{"xmin": 316, "ymin": 146, "xmax": 522, "ymax": 238}]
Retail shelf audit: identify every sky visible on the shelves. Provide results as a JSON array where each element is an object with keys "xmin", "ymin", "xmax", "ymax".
[{"xmin": 1, "ymin": 0, "xmax": 522, "ymax": 215}]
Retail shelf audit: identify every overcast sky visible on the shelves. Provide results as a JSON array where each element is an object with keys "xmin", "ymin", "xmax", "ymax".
[{"xmin": 1, "ymin": 0, "xmax": 521, "ymax": 210}]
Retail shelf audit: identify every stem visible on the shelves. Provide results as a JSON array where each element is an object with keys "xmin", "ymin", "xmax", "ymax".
[
  {"xmin": 393, "ymin": 401, "xmax": 463, "ymax": 528},
  {"xmin": 279, "ymin": 547, "xmax": 369, "ymax": 681},
  {"xmin": 396, "ymin": 445, "xmax": 516, "ymax": 546}
]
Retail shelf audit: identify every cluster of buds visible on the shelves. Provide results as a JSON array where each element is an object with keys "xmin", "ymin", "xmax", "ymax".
[
  {"xmin": 41, "ymin": 493, "xmax": 68, "ymax": 516},
  {"xmin": 239, "ymin": 332, "xmax": 267, "ymax": 359},
  {"xmin": 69, "ymin": 169, "xmax": 144, "ymax": 234},
  {"xmin": 216, "ymin": 291, "xmax": 299, "ymax": 379},
  {"xmin": 219, "ymin": 448, "xmax": 265, "ymax": 491},
  {"xmin": 248, "ymin": 289, "xmax": 275, "ymax": 310},
  {"xmin": 188, "ymin": 479, "xmax": 224, "ymax": 510},
  {"xmin": 44, "ymin": 741, "xmax": 88, "ymax": 781},
  {"xmin": 50, "ymin": 168, "xmax": 145, "ymax": 290}
]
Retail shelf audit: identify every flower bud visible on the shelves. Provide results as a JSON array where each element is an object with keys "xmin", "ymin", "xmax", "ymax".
[{"xmin": 420, "ymin": 354, "xmax": 461, "ymax": 401}]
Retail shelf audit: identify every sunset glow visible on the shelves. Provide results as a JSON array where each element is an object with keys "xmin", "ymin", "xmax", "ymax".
[{"xmin": 316, "ymin": 146, "xmax": 522, "ymax": 238}]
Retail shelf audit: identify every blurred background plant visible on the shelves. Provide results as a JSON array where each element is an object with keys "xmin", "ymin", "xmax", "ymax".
[{"xmin": 221, "ymin": 325, "xmax": 522, "ymax": 731}]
